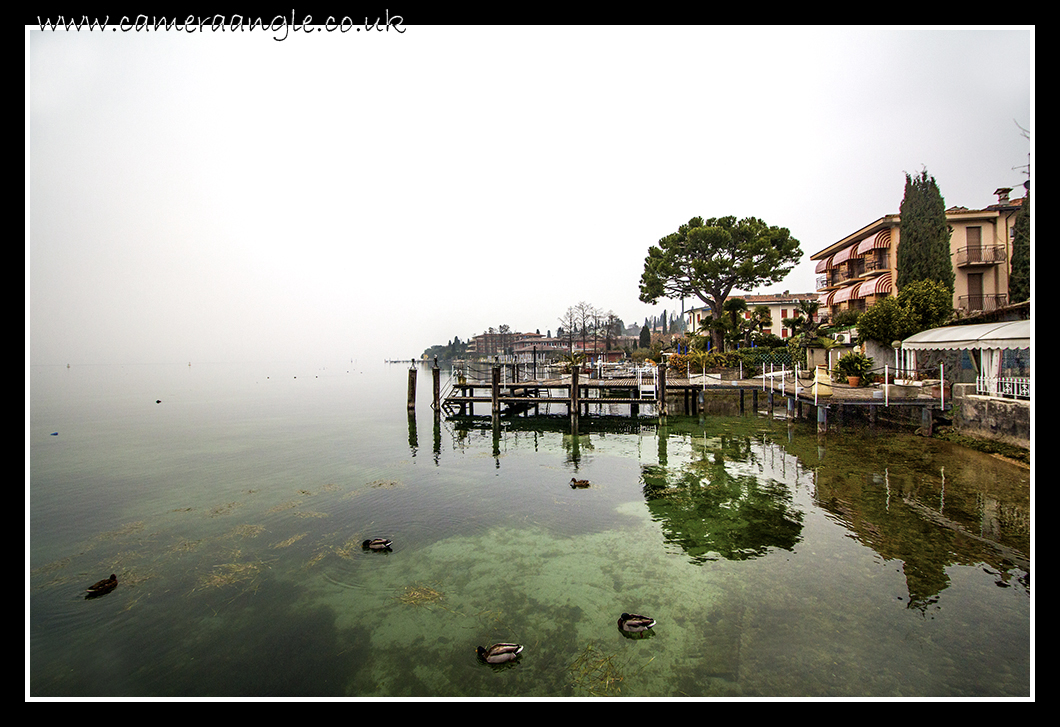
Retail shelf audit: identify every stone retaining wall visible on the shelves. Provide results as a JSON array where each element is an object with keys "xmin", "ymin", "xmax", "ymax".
[{"xmin": 951, "ymin": 383, "xmax": 1030, "ymax": 450}]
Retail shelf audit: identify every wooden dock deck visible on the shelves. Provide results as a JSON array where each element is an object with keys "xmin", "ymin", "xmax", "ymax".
[{"xmin": 427, "ymin": 363, "xmax": 946, "ymax": 434}]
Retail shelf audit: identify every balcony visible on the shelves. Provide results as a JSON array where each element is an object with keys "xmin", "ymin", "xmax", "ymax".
[
  {"xmin": 956, "ymin": 245, "xmax": 1006, "ymax": 267},
  {"xmin": 958, "ymin": 293, "xmax": 1008, "ymax": 314}
]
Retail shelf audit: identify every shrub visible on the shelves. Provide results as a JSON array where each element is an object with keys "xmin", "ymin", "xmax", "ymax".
[{"xmin": 833, "ymin": 351, "xmax": 875, "ymax": 381}]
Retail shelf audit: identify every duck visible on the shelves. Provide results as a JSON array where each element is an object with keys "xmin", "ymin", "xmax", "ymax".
[
  {"xmin": 86, "ymin": 574, "xmax": 118, "ymax": 597},
  {"xmin": 569, "ymin": 478, "xmax": 591, "ymax": 488},
  {"xmin": 362, "ymin": 538, "xmax": 393, "ymax": 551},
  {"xmin": 617, "ymin": 612, "xmax": 656, "ymax": 633},
  {"xmin": 477, "ymin": 643, "xmax": 524, "ymax": 664}
]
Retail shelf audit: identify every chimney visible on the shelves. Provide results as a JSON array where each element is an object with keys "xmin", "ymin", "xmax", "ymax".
[{"xmin": 994, "ymin": 187, "xmax": 1012, "ymax": 206}]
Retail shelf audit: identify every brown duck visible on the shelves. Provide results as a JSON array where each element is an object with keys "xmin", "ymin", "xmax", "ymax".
[{"xmin": 86, "ymin": 574, "xmax": 117, "ymax": 598}]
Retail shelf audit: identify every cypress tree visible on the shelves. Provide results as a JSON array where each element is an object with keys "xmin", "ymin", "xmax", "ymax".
[
  {"xmin": 1009, "ymin": 190, "xmax": 1030, "ymax": 304},
  {"xmin": 896, "ymin": 169, "xmax": 954, "ymax": 294}
]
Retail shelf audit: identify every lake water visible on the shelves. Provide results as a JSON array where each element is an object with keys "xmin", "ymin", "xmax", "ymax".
[{"xmin": 28, "ymin": 360, "xmax": 1032, "ymax": 698}]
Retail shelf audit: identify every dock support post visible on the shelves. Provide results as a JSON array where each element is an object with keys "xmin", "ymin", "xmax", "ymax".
[
  {"xmin": 768, "ymin": 390, "xmax": 774, "ymax": 416},
  {"xmin": 787, "ymin": 396, "xmax": 795, "ymax": 420},
  {"xmin": 739, "ymin": 389, "xmax": 745, "ymax": 415},
  {"xmin": 920, "ymin": 405, "xmax": 934, "ymax": 436},
  {"xmin": 817, "ymin": 405, "xmax": 828, "ymax": 435},
  {"xmin": 570, "ymin": 367, "xmax": 580, "ymax": 432},
  {"xmin": 491, "ymin": 366, "xmax": 500, "ymax": 416},
  {"xmin": 753, "ymin": 389, "xmax": 758, "ymax": 415},
  {"xmin": 432, "ymin": 363, "xmax": 440, "ymax": 411},
  {"xmin": 407, "ymin": 365, "xmax": 417, "ymax": 411},
  {"xmin": 657, "ymin": 363, "xmax": 667, "ymax": 419}
]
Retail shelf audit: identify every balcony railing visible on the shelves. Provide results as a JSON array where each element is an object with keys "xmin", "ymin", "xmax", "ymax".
[
  {"xmin": 958, "ymin": 293, "xmax": 1008, "ymax": 314},
  {"xmin": 956, "ymin": 245, "xmax": 1006, "ymax": 267}
]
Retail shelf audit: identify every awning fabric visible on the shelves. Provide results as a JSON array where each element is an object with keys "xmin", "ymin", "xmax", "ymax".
[
  {"xmin": 901, "ymin": 320, "xmax": 1030, "ymax": 351},
  {"xmin": 831, "ymin": 245, "xmax": 857, "ymax": 266},
  {"xmin": 830, "ymin": 283, "xmax": 861, "ymax": 304},
  {"xmin": 854, "ymin": 272, "xmax": 891, "ymax": 298},
  {"xmin": 817, "ymin": 290, "xmax": 835, "ymax": 307},
  {"xmin": 855, "ymin": 229, "xmax": 892, "ymax": 256},
  {"xmin": 814, "ymin": 256, "xmax": 832, "ymax": 273}
]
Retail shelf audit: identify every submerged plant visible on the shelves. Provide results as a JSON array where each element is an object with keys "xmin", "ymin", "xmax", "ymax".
[{"xmin": 568, "ymin": 641, "xmax": 655, "ymax": 697}]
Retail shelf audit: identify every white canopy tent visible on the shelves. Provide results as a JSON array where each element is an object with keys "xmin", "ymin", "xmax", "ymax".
[
  {"xmin": 899, "ymin": 320, "xmax": 1030, "ymax": 397},
  {"xmin": 901, "ymin": 320, "xmax": 1030, "ymax": 352}
]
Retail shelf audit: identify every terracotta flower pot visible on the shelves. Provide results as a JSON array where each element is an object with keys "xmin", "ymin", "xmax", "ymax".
[{"xmin": 847, "ymin": 376, "xmax": 861, "ymax": 387}]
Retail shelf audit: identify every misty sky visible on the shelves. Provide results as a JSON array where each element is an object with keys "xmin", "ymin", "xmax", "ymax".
[{"xmin": 28, "ymin": 24, "xmax": 1032, "ymax": 365}]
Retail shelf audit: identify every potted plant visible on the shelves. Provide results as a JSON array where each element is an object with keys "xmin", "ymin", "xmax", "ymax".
[{"xmin": 833, "ymin": 351, "xmax": 874, "ymax": 387}]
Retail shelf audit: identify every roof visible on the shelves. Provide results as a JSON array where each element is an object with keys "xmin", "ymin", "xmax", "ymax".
[{"xmin": 901, "ymin": 320, "xmax": 1030, "ymax": 351}]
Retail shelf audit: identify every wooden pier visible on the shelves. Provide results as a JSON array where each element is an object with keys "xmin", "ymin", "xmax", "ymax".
[{"xmin": 410, "ymin": 362, "xmax": 948, "ymax": 436}]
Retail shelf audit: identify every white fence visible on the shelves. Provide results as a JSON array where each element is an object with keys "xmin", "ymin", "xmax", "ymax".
[{"xmin": 976, "ymin": 375, "xmax": 1031, "ymax": 400}]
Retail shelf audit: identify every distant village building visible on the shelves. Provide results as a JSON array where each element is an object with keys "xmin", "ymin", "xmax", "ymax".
[
  {"xmin": 685, "ymin": 291, "xmax": 819, "ymax": 340},
  {"xmin": 468, "ymin": 330, "xmax": 541, "ymax": 357},
  {"xmin": 809, "ymin": 187, "xmax": 1024, "ymax": 321}
]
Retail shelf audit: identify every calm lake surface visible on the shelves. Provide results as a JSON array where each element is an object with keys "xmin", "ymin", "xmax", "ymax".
[{"xmin": 28, "ymin": 361, "xmax": 1032, "ymax": 698}]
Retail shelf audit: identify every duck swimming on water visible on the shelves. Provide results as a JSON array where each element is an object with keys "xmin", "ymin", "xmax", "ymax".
[
  {"xmin": 86, "ymin": 574, "xmax": 117, "ymax": 598},
  {"xmin": 362, "ymin": 538, "xmax": 393, "ymax": 551},
  {"xmin": 477, "ymin": 643, "xmax": 523, "ymax": 664},
  {"xmin": 617, "ymin": 613, "xmax": 656, "ymax": 633},
  {"xmin": 569, "ymin": 478, "xmax": 591, "ymax": 488}
]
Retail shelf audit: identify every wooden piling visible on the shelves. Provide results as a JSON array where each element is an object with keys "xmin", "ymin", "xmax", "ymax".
[
  {"xmin": 407, "ymin": 366, "xmax": 417, "ymax": 411},
  {"xmin": 491, "ymin": 366, "xmax": 500, "ymax": 415},
  {"xmin": 570, "ymin": 367, "xmax": 580, "ymax": 431},
  {"xmin": 657, "ymin": 362, "xmax": 667, "ymax": 418},
  {"xmin": 432, "ymin": 365, "xmax": 440, "ymax": 411},
  {"xmin": 817, "ymin": 405, "xmax": 828, "ymax": 435}
]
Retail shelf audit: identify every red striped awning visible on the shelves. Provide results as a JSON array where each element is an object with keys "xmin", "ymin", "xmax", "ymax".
[
  {"xmin": 814, "ymin": 255, "xmax": 833, "ymax": 273},
  {"xmin": 831, "ymin": 283, "xmax": 861, "ymax": 304},
  {"xmin": 856, "ymin": 229, "xmax": 892, "ymax": 256},
  {"xmin": 854, "ymin": 272, "xmax": 892, "ymax": 298},
  {"xmin": 831, "ymin": 245, "xmax": 857, "ymax": 266},
  {"xmin": 817, "ymin": 290, "xmax": 835, "ymax": 307}
]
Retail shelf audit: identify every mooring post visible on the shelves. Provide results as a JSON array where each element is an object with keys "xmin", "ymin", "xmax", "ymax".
[
  {"xmin": 657, "ymin": 362, "xmax": 667, "ymax": 419},
  {"xmin": 432, "ymin": 361, "xmax": 441, "ymax": 411},
  {"xmin": 787, "ymin": 396, "xmax": 795, "ymax": 420},
  {"xmin": 817, "ymin": 404, "xmax": 828, "ymax": 435},
  {"xmin": 491, "ymin": 366, "xmax": 501, "ymax": 415},
  {"xmin": 570, "ymin": 366, "xmax": 580, "ymax": 432},
  {"xmin": 407, "ymin": 364, "xmax": 417, "ymax": 411}
]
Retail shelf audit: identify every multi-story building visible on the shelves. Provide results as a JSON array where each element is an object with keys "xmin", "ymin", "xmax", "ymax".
[
  {"xmin": 685, "ymin": 291, "xmax": 819, "ymax": 340},
  {"xmin": 468, "ymin": 330, "xmax": 541, "ymax": 358},
  {"xmin": 810, "ymin": 187, "xmax": 1024, "ymax": 322}
]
